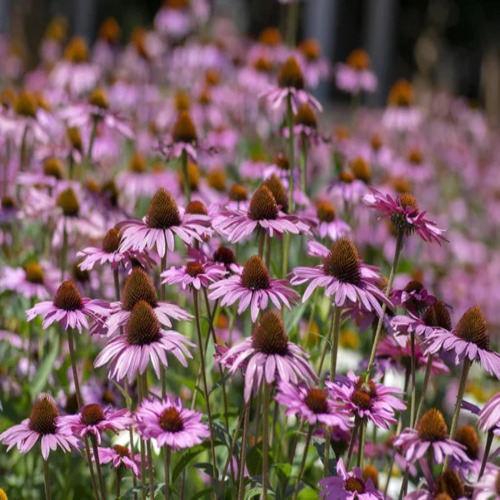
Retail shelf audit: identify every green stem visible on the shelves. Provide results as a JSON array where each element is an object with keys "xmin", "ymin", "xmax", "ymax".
[
  {"xmin": 43, "ymin": 458, "xmax": 51, "ymax": 500},
  {"xmin": 317, "ymin": 305, "xmax": 334, "ymax": 377},
  {"xmin": 262, "ymin": 383, "xmax": 271, "ymax": 500},
  {"xmin": 478, "ymin": 430, "xmax": 494, "ymax": 479},
  {"xmin": 160, "ymin": 250, "xmax": 168, "ymax": 397},
  {"xmin": 415, "ymin": 354, "xmax": 433, "ymax": 425},
  {"xmin": 67, "ymin": 328, "xmax": 83, "ymax": 407},
  {"xmin": 258, "ymin": 229, "xmax": 266, "ymax": 259},
  {"xmin": 292, "ymin": 426, "xmax": 313, "ymax": 500},
  {"xmin": 116, "ymin": 467, "xmax": 121, "ymax": 499},
  {"xmin": 137, "ymin": 378, "xmax": 147, "ymax": 500},
  {"xmin": 87, "ymin": 117, "xmax": 98, "ymax": 163},
  {"xmin": 345, "ymin": 416, "xmax": 360, "ymax": 469},
  {"xmin": 444, "ymin": 358, "xmax": 471, "ymax": 470},
  {"xmin": 124, "ymin": 380, "xmax": 138, "ymax": 500},
  {"xmin": 91, "ymin": 434, "xmax": 107, "ymax": 500},
  {"xmin": 357, "ymin": 419, "xmax": 367, "ymax": 469},
  {"xmin": 365, "ymin": 231, "xmax": 404, "ymax": 380},
  {"xmin": 409, "ymin": 332, "xmax": 417, "ymax": 428},
  {"xmin": 61, "ymin": 224, "xmax": 68, "ymax": 281},
  {"xmin": 193, "ymin": 290, "xmax": 218, "ymax": 482},
  {"xmin": 164, "ymin": 446, "xmax": 171, "ymax": 500},
  {"xmin": 181, "ymin": 149, "xmax": 190, "ymax": 203},
  {"xmin": 329, "ymin": 306, "xmax": 341, "ymax": 382},
  {"xmin": 237, "ymin": 402, "xmax": 251, "ymax": 500},
  {"xmin": 286, "ymin": 93, "xmax": 295, "ymax": 212},
  {"xmin": 300, "ymin": 135, "xmax": 307, "ymax": 195}
]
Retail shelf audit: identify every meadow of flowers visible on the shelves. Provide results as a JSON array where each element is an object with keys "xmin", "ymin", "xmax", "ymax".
[{"xmin": 0, "ymin": 0, "xmax": 499, "ymax": 499}]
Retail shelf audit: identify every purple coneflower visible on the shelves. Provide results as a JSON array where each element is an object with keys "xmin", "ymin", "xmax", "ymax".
[
  {"xmin": 209, "ymin": 255, "xmax": 299, "ymax": 322},
  {"xmin": 214, "ymin": 184, "xmax": 310, "ymax": 243},
  {"xmin": 363, "ymin": 188, "xmax": 447, "ymax": 244},
  {"xmin": 78, "ymin": 226, "xmax": 156, "ymax": 272},
  {"xmin": 61, "ymin": 403, "xmax": 131, "ymax": 444},
  {"xmin": 424, "ymin": 306, "xmax": 500, "ymax": 379},
  {"xmin": 477, "ymin": 392, "xmax": 500, "ymax": 435},
  {"xmin": 118, "ymin": 188, "xmax": 211, "ymax": 258},
  {"xmin": 95, "ymin": 300, "xmax": 194, "ymax": 382},
  {"xmin": 26, "ymin": 280, "xmax": 109, "ymax": 333},
  {"xmin": 0, "ymin": 394, "xmax": 79, "ymax": 459},
  {"xmin": 136, "ymin": 396, "xmax": 209, "ymax": 450},
  {"xmin": 391, "ymin": 280, "xmax": 437, "ymax": 316},
  {"xmin": 327, "ymin": 371, "xmax": 406, "ymax": 430},
  {"xmin": 335, "ymin": 49, "xmax": 377, "ymax": 95},
  {"xmin": 260, "ymin": 56, "xmax": 322, "ymax": 113},
  {"xmin": 0, "ymin": 262, "xmax": 56, "ymax": 299},
  {"xmin": 97, "ymin": 444, "xmax": 142, "ymax": 477},
  {"xmin": 319, "ymin": 458, "xmax": 383, "ymax": 500},
  {"xmin": 276, "ymin": 381, "xmax": 350, "ymax": 430},
  {"xmin": 311, "ymin": 200, "xmax": 351, "ymax": 241},
  {"xmin": 382, "ymin": 79, "xmax": 421, "ymax": 132},
  {"xmin": 393, "ymin": 408, "xmax": 471, "ymax": 465},
  {"xmin": 473, "ymin": 466, "xmax": 500, "ymax": 500},
  {"xmin": 220, "ymin": 310, "xmax": 316, "ymax": 401},
  {"xmin": 161, "ymin": 259, "xmax": 226, "ymax": 291},
  {"xmin": 105, "ymin": 267, "xmax": 191, "ymax": 335},
  {"xmin": 291, "ymin": 238, "xmax": 391, "ymax": 315}
]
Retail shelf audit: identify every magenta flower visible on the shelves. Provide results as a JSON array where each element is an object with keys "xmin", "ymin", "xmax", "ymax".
[
  {"xmin": 473, "ymin": 466, "xmax": 500, "ymax": 500},
  {"xmin": 135, "ymin": 396, "xmax": 209, "ymax": 451},
  {"xmin": 26, "ymin": 280, "xmax": 109, "ymax": 333},
  {"xmin": 319, "ymin": 458, "xmax": 383, "ymax": 500},
  {"xmin": 118, "ymin": 188, "xmax": 211, "ymax": 259},
  {"xmin": 161, "ymin": 260, "xmax": 226, "ymax": 291},
  {"xmin": 291, "ymin": 238, "xmax": 391, "ymax": 316},
  {"xmin": 310, "ymin": 201, "xmax": 351, "ymax": 242},
  {"xmin": 95, "ymin": 300, "xmax": 194, "ymax": 382},
  {"xmin": 60, "ymin": 403, "xmax": 132, "ymax": 444},
  {"xmin": 209, "ymin": 256, "xmax": 299, "ymax": 322},
  {"xmin": 0, "ymin": 262, "xmax": 56, "ymax": 299},
  {"xmin": 105, "ymin": 267, "xmax": 192, "ymax": 336},
  {"xmin": 219, "ymin": 310, "xmax": 316, "ymax": 401},
  {"xmin": 97, "ymin": 445, "xmax": 142, "ymax": 477},
  {"xmin": 275, "ymin": 381, "xmax": 351, "ymax": 430},
  {"xmin": 78, "ymin": 226, "xmax": 157, "ymax": 271},
  {"xmin": 214, "ymin": 185, "xmax": 310, "ymax": 243},
  {"xmin": 424, "ymin": 306, "xmax": 500, "ymax": 379},
  {"xmin": 391, "ymin": 300, "xmax": 453, "ymax": 343},
  {"xmin": 260, "ymin": 56, "xmax": 322, "ymax": 113},
  {"xmin": 393, "ymin": 408, "xmax": 471, "ymax": 465},
  {"xmin": 326, "ymin": 371, "xmax": 406, "ymax": 429},
  {"xmin": 0, "ymin": 394, "xmax": 79, "ymax": 460},
  {"xmin": 390, "ymin": 280, "xmax": 437, "ymax": 315},
  {"xmin": 477, "ymin": 392, "xmax": 500, "ymax": 435},
  {"xmin": 363, "ymin": 188, "xmax": 447, "ymax": 243},
  {"xmin": 335, "ymin": 49, "xmax": 377, "ymax": 95}
]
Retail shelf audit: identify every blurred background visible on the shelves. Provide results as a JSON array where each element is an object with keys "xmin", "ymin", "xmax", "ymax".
[{"xmin": 1, "ymin": 0, "xmax": 499, "ymax": 119}]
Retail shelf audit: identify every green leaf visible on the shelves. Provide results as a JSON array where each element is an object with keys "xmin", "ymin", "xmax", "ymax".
[
  {"xmin": 30, "ymin": 334, "xmax": 59, "ymax": 397},
  {"xmin": 112, "ymin": 380, "xmax": 133, "ymax": 408},
  {"xmin": 284, "ymin": 301, "xmax": 308, "ymax": 333},
  {"xmin": 172, "ymin": 443, "xmax": 211, "ymax": 483},
  {"xmin": 244, "ymin": 487, "xmax": 264, "ymax": 499}
]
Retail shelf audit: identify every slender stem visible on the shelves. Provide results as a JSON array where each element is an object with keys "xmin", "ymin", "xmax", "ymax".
[
  {"xmin": 415, "ymin": 354, "xmax": 433, "ymax": 425},
  {"xmin": 87, "ymin": 117, "xmax": 98, "ymax": 163},
  {"xmin": 124, "ymin": 380, "xmax": 138, "ymax": 500},
  {"xmin": 238, "ymin": 402, "xmax": 250, "ymax": 500},
  {"xmin": 478, "ymin": 430, "xmax": 494, "ymax": 479},
  {"xmin": 116, "ymin": 467, "xmax": 121, "ymax": 499},
  {"xmin": 113, "ymin": 269, "xmax": 121, "ymax": 301},
  {"xmin": 265, "ymin": 234, "xmax": 272, "ymax": 269},
  {"xmin": 164, "ymin": 446, "xmax": 171, "ymax": 500},
  {"xmin": 160, "ymin": 250, "xmax": 168, "ymax": 397},
  {"xmin": 292, "ymin": 426, "xmax": 313, "ymax": 500},
  {"xmin": 286, "ymin": 94, "xmax": 295, "ymax": 212},
  {"xmin": 330, "ymin": 306, "xmax": 341, "ymax": 382},
  {"xmin": 181, "ymin": 148, "xmax": 190, "ymax": 203},
  {"xmin": 67, "ymin": 328, "xmax": 83, "ymax": 407},
  {"xmin": 85, "ymin": 437, "xmax": 101, "ymax": 500},
  {"xmin": 262, "ymin": 383, "xmax": 271, "ymax": 500},
  {"xmin": 137, "ymin": 377, "xmax": 147, "ymax": 500},
  {"xmin": 258, "ymin": 229, "xmax": 266, "ymax": 259},
  {"xmin": 141, "ymin": 375, "xmax": 155, "ymax": 499},
  {"xmin": 398, "ymin": 469, "xmax": 410, "ymax": 500},
  {"xmin": 305, "ymin": 288, "xmax": 320, "ymax": 346},
  {"xmin": 345, "ymin": 416, "xmax": 360, "ymax": 469},
  {"xmin": 409, "ymin": 332, "xmax": 417, "ymax": 428},
  {"xmin": 43, "ymin": 458, "xmax": 51, "ymax": 500},
  {"xmin": 193, "ymin": 290, "xmax": 218, "ymax": 481},
  {"xmin": 323, "ymin": 427, "xmax": 330, "ymax": 478},
  {"xmin": 357, "ymin": 419, "xmax": 366, "ymax": 469},
  {"xmin": 91, "ymin": 434, "xmax": 107, "ymax": 500},
  {"xmin": 299, "ymin": 136, "xmax": 307, "ymax": 195},
  {"xmin": 365, "ymin": 231, "xmax": 404, "ymax": 380},
  {"xmin": 61, "ymin": 224, "xmax": 68, "ymax": 281},
  {"xmin": 317, "ymin": 306, "xmax": 334, "ymax": 377},
  {"xmin": 444, "ymin": 358, "xmax": 471, "ymax": 470}
]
